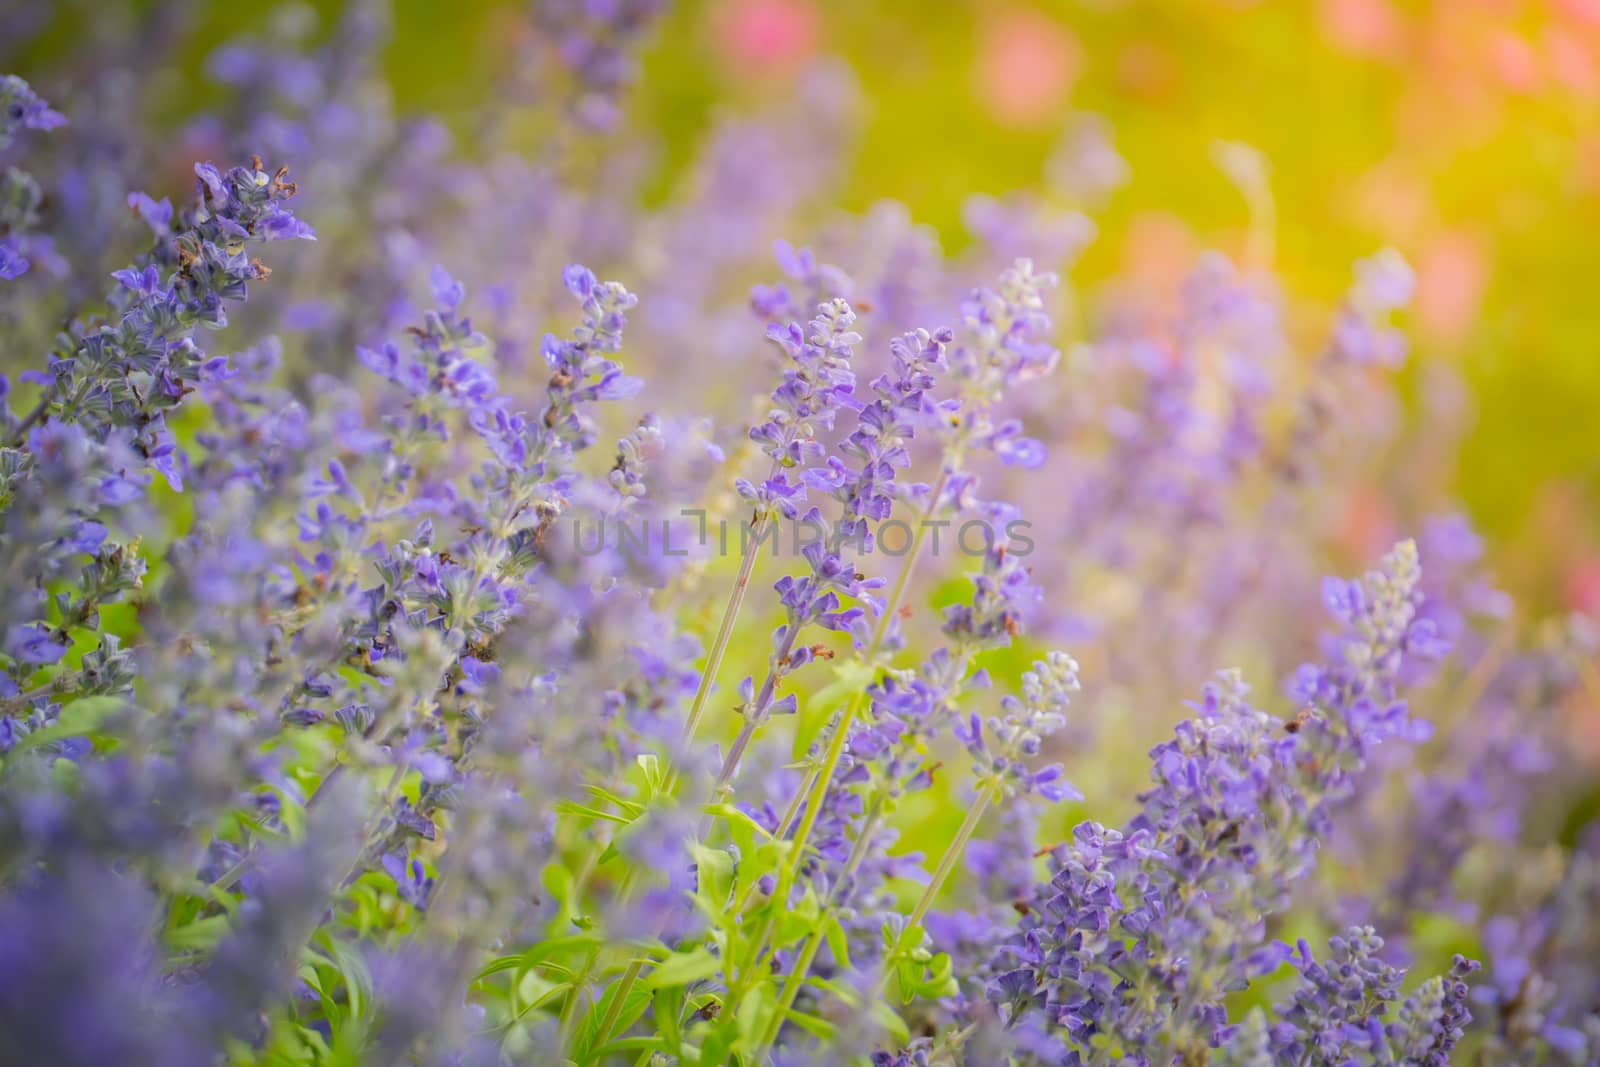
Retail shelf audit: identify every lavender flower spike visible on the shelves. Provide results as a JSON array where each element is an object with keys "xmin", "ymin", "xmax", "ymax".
[{"xmin": 0, "ymin": 74, "xmax": 66, "ymax": 281}]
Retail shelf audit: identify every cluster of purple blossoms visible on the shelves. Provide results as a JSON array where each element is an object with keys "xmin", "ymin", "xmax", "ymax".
[
  {"xmin": 768, "ymin": 257, "xmax": 1072, "ymax": 930},
  {"xmin": 938, "ymin": 257, "xmax": 1059, "ymax": 497},
  {"xmin": 975, "ymin": 542, "xmax": 1471, "ymax": 1064},
  {"xmin": 955, "ymin": 649, "xmax": 1081, "ymax": 804},
  {"xmin": 711, "ymin": 298, "xmax": 962, "ymax": 834},
  {"xmin": 2, "ymin": 155, "xmax": 314, "ymax": 728},
  {"xmin": 710, "ymin": 298, "xmax": 869, "ymax": 788},
  {"xmin": 737, "ymin": 262, "xmax": 1076, "ymax": 1039},
  {"xmin": 796, "ymin": 541, "xmax": 1041, "ymax": 924},
  {"xmin": 808, "ymin": 325, "xmax": 951, "ymax": 553},
  {"xmin": 1210, "ymin": 938, "xmax": 1479, "ymax": 1067},
  {"xmin": 738, "ymin": 296, "xmax": 861, "ymax": 520}
]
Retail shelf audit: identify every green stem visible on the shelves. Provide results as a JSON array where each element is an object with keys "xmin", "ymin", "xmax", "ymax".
[
  {"xmin": 559, "ymin": 865, "xmax": 639, "ymax": 1051},
  {"xmin": 772, "ymin": 762, "xmax": 818, "ymax": 840},
  {"xmin": 556, "ymin": 976, "xmax": 589, "ymax": 1047},
  {"xmin": 591, "ymin": 956, "xmax": 647, "ymax": 1053},
  {"xmin": 732, "ymin": 475, "xmax": 949, "ymax": 998},
  {"xmin": 726, "ymin": 765, "xmax": 817, "ymax": 993},
  {"xmin": 755, "ymin": 788, "xmax": 992, "ymax": 1057},
  {"xmin": 209, "ymin": 708, "xmax": 386, "ymax": 894},
  {"xmin": 679, "ymin": 510, "xmax": 771, "ymax": 747},
  {"xmin": 710, "ymin": 717, "xmax": 757, "ymax": 798},
  {"xmin": 830, "ymin": 794, "xmax": 884, "ymax": 901},
  {"xmin": 731, "ymin": 761, "xmax": 814, "ymax": 918},
  {"xmin": 757, "ymin": 933, "xmax": 824, "ymax": 1056},
  {"xmin": 0, "ymin": 667, "xmax": 91, "ymax": 717},
  {"xmin": 876, "ymin": 785, "xmax": 994, "ymax": 994},
  {"xmin": 739, "ymin": 789, "xmax": 885, "ymax": 996},
  {"xmin": 610, "ymin": 465, "xmax": 947, "ymax": 1053},
  {"xmin": 762, "ymin": 473, "xmax": 948, "ymax": 927},
  {"xmin": 740, "ymin": 793, "xmax": 889, "ymax": 1016},
  {"xmin": 585, "ymin": 507, "xmax": 776, "ymax": 1052}
]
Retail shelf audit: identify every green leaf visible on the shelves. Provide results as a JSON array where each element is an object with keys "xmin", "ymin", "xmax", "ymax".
[
  {"xmin": 702, "ymin": 803, "xmax": 772, "ymax": 842},
  {"xmin": 821, "ymin": 913, "xmax": 852, "ymax": 972},
  {"xmin": 165, "ymin": 913, "xmax": 232, "ymax": 953},
  {"xmin": 697, "ymin": 1027, "xmax": 733, "ymax": 1067},
  {"xmin": 587, "ymin": 1035, "xmax": 664, "ymax": 1059},
  {"xmin": 575, "ymin": 974, "xmax": 652, "ymax": 1064},
  {"xmin": 808, "ymin": 975, "xmax": 862, "ymax": 1009},
  {"xmin": 476, "ymin": 955, "xmax": 526, "ymax": 979},
  {"xmin": 516, "ymin": 969, "xmax": 564, "ymax": 1013},
  {"xmin": 734, "ymin": 986, "xmax": 768, "ymax": 1049},
  {"xmin": 895, "ymin": 957, "xmax": 918, "ymax": 1003},
  {"xmin": 317, "ymin": 933, "xmax": 374, "ymax": 1024},
  {"xmin": 653, "ymin": 986, "xmax": 684, "ymax": 1056},
  {"xmin": 872, "ymin": 1000, "xmax": 912, "ymax": 1047},
  {"xmin": 542, "ymin": 862, "xmax": 577, "ymax": 916},
  {"xmin": 771, "ymin": 913, "xmax": 814, "ymax": 950},
  {"xmin": 3, "ymin": 694, "xmax": 125, "ymax": 758},
  {"xmin": 771, "ymin": 889, "xmax": 823, "ymax": 948},
  {"xmin": 689, "ymin": 844, "xmax": 734, "ymax": 919},
  {"xmin": 635, "ymin": 753, "xmax": 663, "ymax": 793},
  {"xmin": 583, "ymin": 784, "xmax": 644, "ymax": 818},
  {"xmin": 554, "ymin": 801, "xmax": 632, "ymax": 825},
  {"xmin": 646, "ymin": 947, "xmax": 722, "ymax": 989},
  {"xmin": 734, "ymin": 840, "xmax": 791, "ymax": 903},
  {"xmin": 54, "ymin": 693, "xmax": 125, "ymax": 730},
  {"xmin": 475, "ymin": 933, "xmax": 602, "ymax": 981},
  {"xmin": 775, "ymin": 1006, "xmax": 835, "ymax": 1042},
  {"xmin": 815, "ymin": 658, "xmax": 876, "ymax": 706},
  {"xmin": 889, "ymin": 945, "xmax": 958, "ymax": 1002}
]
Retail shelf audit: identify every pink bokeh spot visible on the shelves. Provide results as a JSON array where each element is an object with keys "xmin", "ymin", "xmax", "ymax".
[
  {"xmin": 1555, "ymin": 0, "xmax": 1600, "ymax": 28},
  {"xmin": 1547, "ymin": 28, "xmax": 1600, "ymax": 97},
  {"xmin": 1115, "ymin": 40, "xmax": 1179, "ymax": 100},
  {"xmin": 1416, "ymin": 231, "xmax": 1489, "ymax": 347},
  {"xmin": 1115, "ymin": 213, "xmax": 1198, "ymax": 308},
  {"xmin": 1576, "ymin": 133, "xmax": 1600, "ymax": 196},
  {"xmin": 1566, "ymin": 556, "xmax": 1600, "ymax": 617},
  {"xmin": 715, "ymin": 0, "xmax": 820, "ymax": 76},
  {"xmin": 1350, "ymin": 160, "xmax": 1428, "ymax": 237},
  {"xmin": 1491, "ymin": 31, "xmax": 1543, "ymax": 93},
  {"xmin": 975, "ymin": 9, "xmax": 1080, "ymax": 127},
  {"xmin": 1319, "ymin": 0, "xmax": 1403, "ymax": 58},
  {"xmin": 1338, "ymin": 483, "xmax": 1398, "ymax": 564}
]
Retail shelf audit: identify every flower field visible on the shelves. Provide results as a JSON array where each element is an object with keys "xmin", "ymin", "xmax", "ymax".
[{"xmin": 1, "ymin": 2, "xmax": 1598, "ymax": 1065}]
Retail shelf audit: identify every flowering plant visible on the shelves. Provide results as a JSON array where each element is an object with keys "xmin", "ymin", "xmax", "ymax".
[{"xmin": 0, "ymin": 5, "xmax": 1596, "ymax": 1066}]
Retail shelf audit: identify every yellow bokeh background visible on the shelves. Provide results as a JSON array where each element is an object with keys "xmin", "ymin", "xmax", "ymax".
[
  {"xmin": 415, "ymin": 0, "xmax": 1599, "ymax": 608},
  {"xmin": 21, "ymin": 0, "xmax": 1600, "ymax": 604}
]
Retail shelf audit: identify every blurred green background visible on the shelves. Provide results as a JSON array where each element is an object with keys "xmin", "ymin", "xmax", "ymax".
[{"xmin": 18, "ymin": 0, "xmax": 1600, "ymax": 608}]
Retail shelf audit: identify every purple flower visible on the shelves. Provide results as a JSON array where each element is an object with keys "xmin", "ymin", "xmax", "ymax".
[
  {"xmin": 0, "ymin": 76, "xmax": 63, "ymax": 285},
  {"xmin": 982, "ymin": 543, "xmax": 1456, "ymax": 1059},
  {"xmin": 1331, "ymin": 249, "xmax": 1413, "ymax": 367},
  {"xmin": 0, "ymin": 74, "xmax": 66, "ymax": 151},
  {"xmin": 111, "ymin": 264, "xmax": 168, "ymax": 301},
  {"xmin": 126, "ymin": 192, "xmax": 174, "ymax": 236},
  {"xmin": 7, "ymin": 623, "xmax": 67, "ymax": 665},
  {"xmin": 0, "ymin": 238, "xmax": 28, "ymax": 280},
  {"xmin": 957, "ymin": 651, "xmax": 1082, "ymax": 802},
  {"xmin": 739, "ymin": 298, "xmax": 862, "ymax": 519}
]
